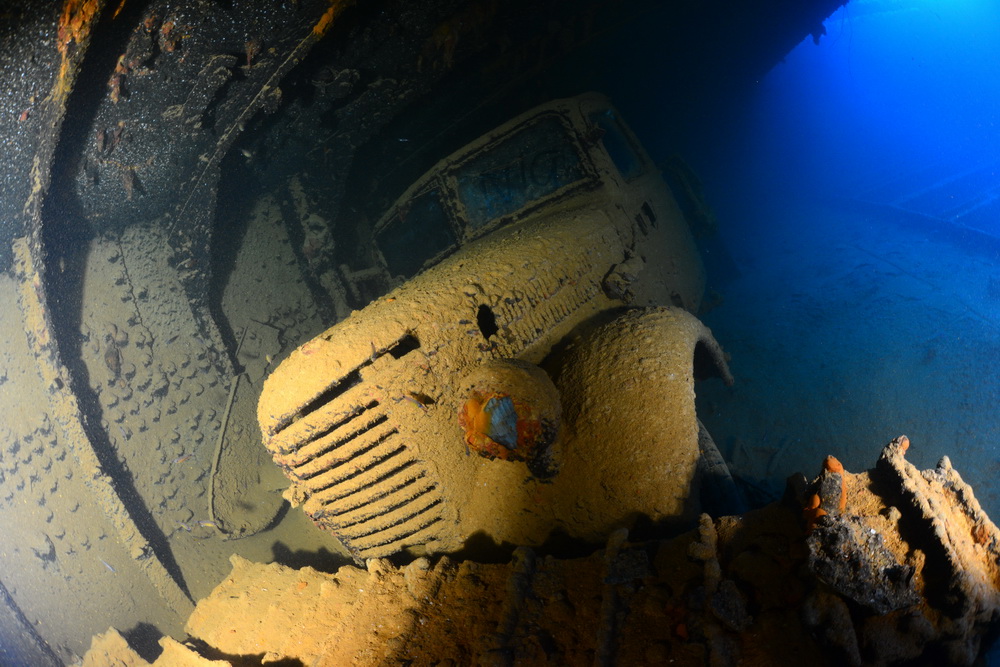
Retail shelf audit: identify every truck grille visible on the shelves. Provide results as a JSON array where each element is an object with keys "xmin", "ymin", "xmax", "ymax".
[{"xmin": 267, "ymin": 375, "xmax": 447, "ymax": 560}]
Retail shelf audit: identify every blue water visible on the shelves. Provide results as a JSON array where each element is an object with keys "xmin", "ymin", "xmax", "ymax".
[
  {"xmin": 730, "ymin": 0, "xmax": 1000, "ymax": 205},
  {"xmin": 671, "ymin": 0, "xmax": 1000, "ymax": 514}
]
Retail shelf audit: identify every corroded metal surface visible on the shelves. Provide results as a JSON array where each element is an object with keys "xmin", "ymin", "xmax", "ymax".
[{"xmin": 83, "ymin": 438, "xmax": 1000, "ymax": 666}]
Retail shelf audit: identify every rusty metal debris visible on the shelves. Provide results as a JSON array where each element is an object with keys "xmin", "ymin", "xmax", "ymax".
[{"xmin": 82, "ymin": 437, "xmax": 1000, "ymax": 666}]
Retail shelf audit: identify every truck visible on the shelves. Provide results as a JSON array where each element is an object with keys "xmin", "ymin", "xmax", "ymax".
[{"xmin": 258, "ymin": 93, "xmax": 736, "ymax": 561}]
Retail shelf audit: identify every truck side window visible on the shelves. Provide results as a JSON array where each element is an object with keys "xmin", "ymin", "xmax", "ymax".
[
  {"xmin": 375, "ymin": 187, "xmax": 456, "ymax": 279},
  {"xmin": 455, "ymin": 116, "xmax": 586, "ymax": 230},
  {"xmin": 590, "ymin": 110, "xmax": 642, "ymax": 181}
]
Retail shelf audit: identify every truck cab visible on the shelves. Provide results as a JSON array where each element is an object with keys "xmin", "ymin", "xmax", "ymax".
[{"xmin": 347, "ymin": 93, "xmax": 705, "ymax": 312}]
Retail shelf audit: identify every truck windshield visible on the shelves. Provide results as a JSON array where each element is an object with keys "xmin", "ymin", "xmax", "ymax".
[
  {"xmin": 375, "ymin": 187, "xmax": 456, "ymax": 279},
  {"xmin": 455, "ymin": 115, "xmax": 587, "ymax": 230}
]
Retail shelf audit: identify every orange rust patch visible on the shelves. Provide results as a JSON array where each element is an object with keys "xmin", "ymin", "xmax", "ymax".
[
  {"xmin": 313, "ymin": 1, "xmax": 354, "ymax": 37},
  {"xmin": 52, "ymin": 0, "xmax": 101, "ymax": 105},
  {"xmin": 58, "ymin": 0, "xmax": 100, "ymax": 55}
]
